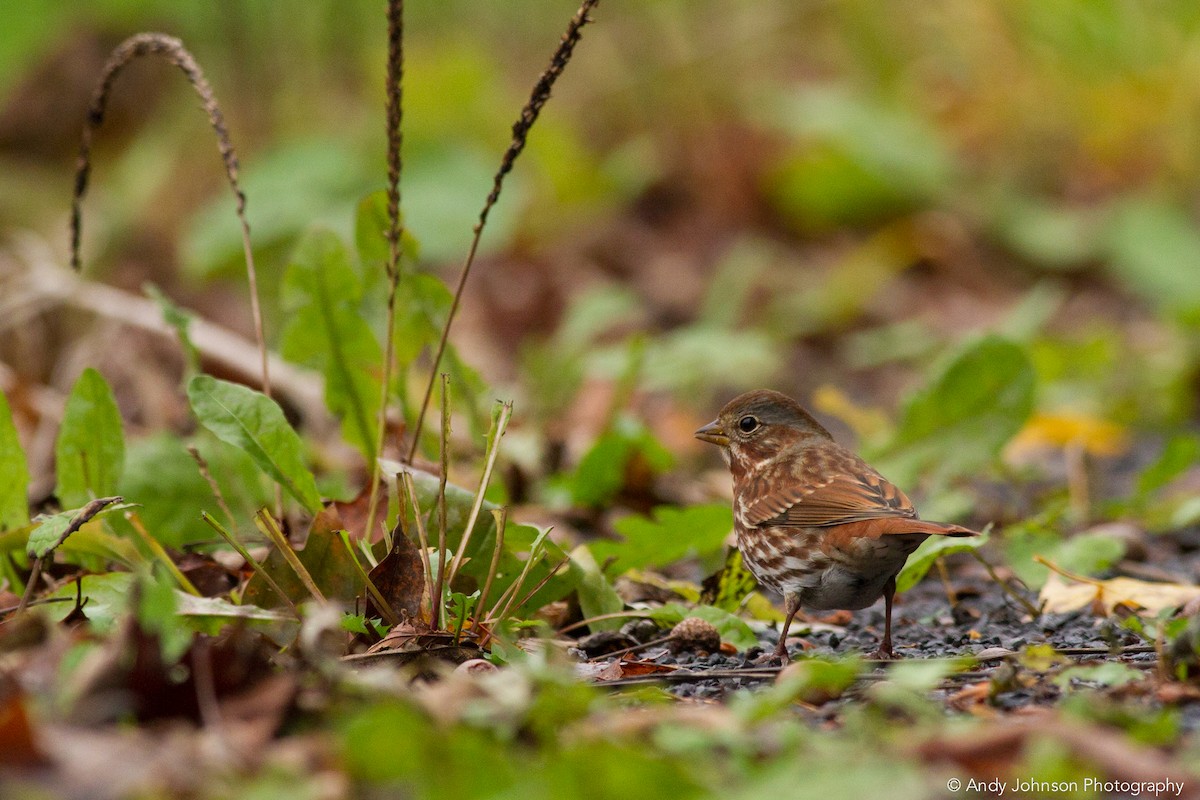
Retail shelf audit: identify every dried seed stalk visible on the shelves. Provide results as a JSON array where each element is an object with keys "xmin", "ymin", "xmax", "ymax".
[
  {"xmin": 365, "ymin": 0, "xmax": 406, "ymax": 544},
  {"xmin": 70, "ymin": 33, "xmax": 270, "ymax": 397},
  {"xmin": 407, "ymin": 0, "xmax": 601, "ymax": 462}
]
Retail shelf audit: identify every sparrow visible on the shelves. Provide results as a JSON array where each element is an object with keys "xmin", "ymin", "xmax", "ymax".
[{"xmin": 695, "ymin": 389, "xmax": 979, "ymax": 661}]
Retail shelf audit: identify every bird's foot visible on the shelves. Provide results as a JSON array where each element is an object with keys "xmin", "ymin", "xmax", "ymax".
[{"xmin": 867, "ymin": 645, "xmax": 900, "ymax": 661}]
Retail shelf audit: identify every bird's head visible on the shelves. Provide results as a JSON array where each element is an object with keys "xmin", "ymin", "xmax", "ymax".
[{"xmin": 694, "ymin": 389, "xmax": 832, "ymax": 468}]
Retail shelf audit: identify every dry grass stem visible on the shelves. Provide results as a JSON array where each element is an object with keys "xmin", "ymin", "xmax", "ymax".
[
  {"xmin": 433, "ymin": 374, "xmax": 450, "ymax": 627},
  {"xmin": 445, "ymin": 401, "xmax": 512, "ymax": 586},
  {"xmin": 125, "ymin": 510, "xmax": 202, "ymax": 596},
  {"xmin": 336, "ymin": 530, "xmax": 399, "ymax": 627},
  {"xmin": 399, "ymin": 470, "xmax": 436, "ymax": 625},
  {"xmin": 254, "ymin": 509, "xmax": 327, "ymax": 604},
  {"xmin": 70, "ymin": 32, "xmax": 270, "ymax": 397},
  {"xmin": 407, "ymin": 0, "xmax": 601, "ymax": 462},
  {"xmin": 470, "ymin": 507, "xmax": 507, "ymax": 640},
  {"xmin": 201, "ymin": 511, "xmax": 299, "ymax": 617},
  {"xmin": 186, "ymin": 445, "xmax": 237, "ymax": 532}
]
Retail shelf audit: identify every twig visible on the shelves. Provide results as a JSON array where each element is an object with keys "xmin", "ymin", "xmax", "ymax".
[
  {"xmin": 70, "ymin": 33, "xmax": 269, "ymax": 398},
  {"xmin": 364, "ymin": 0, "xmax": 407, "ymax": 552},
  {"xmin": 187, "ymin": 445, "xmax": 237, "ymax": 533},
  {"xmin": 191, "ymin": 637, "xmax": 232, "ymax": 760},
  {"xmin": 558, "ymin": 611, "xmax": 656, "ymax": 636},
  {"xmin": 202, "ymin": 511, "xmax": 299, "ymax": 617},
  {"xmin": 972, "ymin": 551, "xmax": 1042, "ymax": 618},
  {"xmin": 407, "ymin": 0, "xmax": 602, "ymax": 462},
  {"xmin": 936, "ymin": 557, "xmax": 958, "ymax": 608},
  {"xmin": 17, "ymin": 496, "xmax": 122, "ymax": 614}
]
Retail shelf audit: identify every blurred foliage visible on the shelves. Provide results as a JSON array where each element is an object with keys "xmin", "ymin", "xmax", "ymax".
[{"xmin": 4, "ymin": 1, "xmax": 1200, "ymax": 797}]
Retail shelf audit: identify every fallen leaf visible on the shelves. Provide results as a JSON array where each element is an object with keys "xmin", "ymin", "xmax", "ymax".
[
  {"xmin": 1039, "ymin": 573, "xmax": 1200, "ymax": 616},
  {"xmin": 365, "ymin": 523, "xmax": 426, "ymax": 622},
  {"xmin": 0, "ymin": 685, "xmax": 45, "ymax": 766}
]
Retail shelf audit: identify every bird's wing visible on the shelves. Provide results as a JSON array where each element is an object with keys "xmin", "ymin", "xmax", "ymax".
[{"xmin": 742, "ymin": 446, "xmax": 918, "ymax": 528}]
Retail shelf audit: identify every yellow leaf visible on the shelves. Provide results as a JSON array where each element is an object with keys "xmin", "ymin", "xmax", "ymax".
[
  {"xmin": 811, "ymin": 385, "xmax": 889, "ymax": 440},
  {"xmin": 1039, "ymin": 573, "xmax": 1200, "ymax": 616},
  {"xmin": 1006, "ymin": 411, "xmax": 1129, "ymax": 459}
]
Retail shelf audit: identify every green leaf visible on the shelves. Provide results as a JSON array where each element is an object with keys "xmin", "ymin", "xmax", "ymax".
[
  {"xmin": 281, "ymin": 229, "xmax": 383, "ymax": 463},
  {"xmin": 0, "ymin": 390, "xmax": 29, "ymax": 530},
  {"xmin": 43, "ymin": 572, "xmax": 134, "ymax": 633},
  {"xmin": 590, "ymin": 504, "xmax": 732, "ymax": 578},
  {"xmin": 1136, "ymin": 434, "xmax": 1200, "ymax": 499},
  {"xmin": 187, "ymin": 375, "xmax": 322, "ymax": 513},
  {"xmin": 555, "ymin": 418, "xmax": 674, "ymax": 509},
  {"xmin": 896, "ymin": 529, "xmax": 990, "ymax": 593},
  {"xmin": 570, "ymin": 545, "xmax": 625, "ymax": 631},
  {"xmin": 118, "ymin": 432, "xmax": 271, "ymax": 549},
  {"xmin": 1053, "ymin": 662, "xmax": 1145, "ymax": 691},
  {"xmin": 26, "ymin": 512, "xmax": 71, "ymax": 559},
  {"xmin": 873, "ymin": 336, "xmax": 1035, "ymax": 486},
  {"xmin": 55, "ymin": 368, "xmax": 125, "ymax": 508},
  {"xmin": 144, "ymin": 283, "xmax": 200, "ymax": 378},
  {"xmin": 26, "ymin": 502, "xmax": 139, "ymax": 560},
  {"xmin": 354, "ymin": 190, "xmax": 419, "ymax": 278},
  {"xmin": 1105, "ymin": 197, "xmax": 1200, "ymax": 314},
  {"xmin": 650, "ymin": 603, "xmax": 758, "ymax": 651}
]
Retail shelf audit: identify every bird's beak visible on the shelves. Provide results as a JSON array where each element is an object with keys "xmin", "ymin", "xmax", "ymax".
[{"xmin": 694, "ymin": 419, "xmax": 729, "ymax": 447}]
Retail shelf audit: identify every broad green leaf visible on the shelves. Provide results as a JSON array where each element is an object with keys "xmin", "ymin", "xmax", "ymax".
[
  {"xmin": 55, "ymin": 368, "xmax": 125, "ymax": 508},
  {"xmin": 896, "ymin": 529, "xmax": 990, "ymax": 593},
  {"xmin": 26, "ymin": 512, "xmax": 71, "ymax": 558},
  {"xmin": 0, "ymin": 390, "xmax": 29, "ymax": 530},
  {"xmin": 570, "ymin": 545, "xmax": 625, "ymax": 631},
  {"xmin": 873, "ymin": 336, "xmax": 1035, "ymax": 486},
  {"xmin": 44, "ymin": 572, "xmax": 134, "ymax": 632},
  {"xmin": 354, "ymin": 190, "xmax": 419, "ymax": 282},
  {"xmin": 118, "ymin": 432, "xmax": 270, "ymax": 549},
  {"xmin": 281, "ymin": 229, "xmax": 383, "ymax": 463},
  {"xmin": 1105, "ymin": 198, "xmax": 1200, "ymax": 314},
  {"xmin": 136, "ymin": 567, "xmax": 193, "ymax": 662},
  {"xmin": 554, "ymin": 418, "xmax": 674, "ymax": 509},
  {"xmin": 187, "ymin": 375, "xmax": 322, "ymax": 513},
  {"xmin": 650, "ymin": 603, "xmax": 758, "ymax": 651},
  {"xmin": 590, "ymin": 503, "xmax": 732, "ymax": 578},
  {"xmin": 26, "ymin": 502, "xmax": 139, "ymax": 560}
]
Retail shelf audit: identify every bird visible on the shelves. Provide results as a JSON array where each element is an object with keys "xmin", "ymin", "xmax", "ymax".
[{"xmin": 695, "ymin": 389, "xmax": 979, "ymax": 662}]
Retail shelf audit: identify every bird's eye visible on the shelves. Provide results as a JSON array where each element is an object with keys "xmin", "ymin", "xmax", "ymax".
[{"xmin": 737, "ymin": 415, "xmax": 760, "ymax": 433}]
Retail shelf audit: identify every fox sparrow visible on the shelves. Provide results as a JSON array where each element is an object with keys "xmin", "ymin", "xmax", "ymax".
[{"xmin": 695, "ymin": 389, "xmax": 979, "ymax": 661}]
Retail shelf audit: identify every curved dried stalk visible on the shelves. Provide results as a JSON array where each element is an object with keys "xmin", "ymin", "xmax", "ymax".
[
  {"xmin": 406, "ymin": 0, "xmax": 602, "ymax": 463},
  {"xmin": 70, "ymin": 32, "xmax": 270, "ymax": 397}
]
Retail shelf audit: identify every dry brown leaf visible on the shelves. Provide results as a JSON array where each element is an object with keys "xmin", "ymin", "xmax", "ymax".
[
  {"xmin": 1039, "ymin": 573, "xmax": 1200, "ymax": 616},
  {"xmin": 365, "ymin": 524, "xmax": 426, "ymax": 622}
]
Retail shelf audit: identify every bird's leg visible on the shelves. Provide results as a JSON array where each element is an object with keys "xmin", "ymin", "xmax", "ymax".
[
  {"xmin": 869, "ymin": 575, "xmax": 898, "ymax": 660},
  {"xmin": 773, "ymin": 593, "xmax": 802, "ymax": 664}
]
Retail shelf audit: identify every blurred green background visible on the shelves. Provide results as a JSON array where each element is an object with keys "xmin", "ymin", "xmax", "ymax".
[{"xmin": 3, "ymin": 0, "xmax": 1200, "ymax": 440}]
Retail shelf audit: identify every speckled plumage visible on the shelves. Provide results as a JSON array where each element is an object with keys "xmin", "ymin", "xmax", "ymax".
[{"xmin": 696, "ymin": 389, "xmax": 979, "ymax": 661}]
